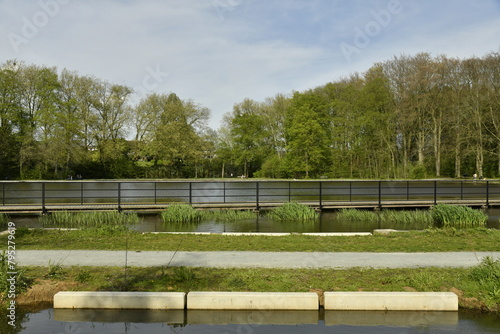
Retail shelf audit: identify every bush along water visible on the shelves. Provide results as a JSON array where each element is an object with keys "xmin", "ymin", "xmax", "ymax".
[
  {"xmin": 431, "ymin": 204, "xmax": 487, "ymax": 229},
  {"xmin": 161, "ymin": 204, "xmax": 202, "ymax": 223},
  {"xmin": 39, "ymin": 211, "xmax": 139, "ymax": 234},
  {"xmin": 336, "ymin": 208, "xmax": 433, "ymax": 226},
  {"xmin": 267, "ymin": 202, "xmax": 318, "ymax": 222},
  {"xmin": 162, "ymin": 204, "xmax": 256, "ymax": 224}
]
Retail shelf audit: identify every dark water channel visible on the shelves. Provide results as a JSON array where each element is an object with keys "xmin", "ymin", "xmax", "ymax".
[
  {"xmin": 13, "ymin": 309, "xmax": 500, "ymax": 334},
  {"xmin": 9, "ymin": 208, "xmax": 500, "ymax": 233}
]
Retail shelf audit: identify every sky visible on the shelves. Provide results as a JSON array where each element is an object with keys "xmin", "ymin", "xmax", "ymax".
[{"xmin": 1, "ymin": 0, "xmax": 499, "ymax": 131}]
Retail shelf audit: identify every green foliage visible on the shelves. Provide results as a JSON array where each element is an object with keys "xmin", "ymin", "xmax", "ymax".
[
  {"xmin": 0, "ymin": 214, "xmax": 8, "ymax": 229},
  {"xmin": 46, "ymin": 260, "xmax": 65, "ymax": 278},
  {"xmin": 0, "ymin": 251, "xmax": 30, "ymax": 300},
  {"xmin": 172, "ymin": 266, "xmax": 196, "ymax": 284},
  {"xmin": 336, "ymin": 208, "xmax": 377, "ymax": 221},
  {"xmin": 467, "ymin": 257, "xmax": 500, "ymax": 306},
  {"xmin": 162, "ymin": 205, "xmax": 256, "ymax": 224},
  {"xmin": 267, "ymin": 202, "xmax": 318, "ymax": 222},
  {"xmin": 431, "ymin": 204, "xmax": 487, "ymax": 228},
  {"xmin": 161, "ymin": 204, "xmax": 202, "ymax": 223},
  {"xmin": 39, "ymin": 211, "xmax": 139, "ymax": 231},
  {"xmin": 379, "ymin": 210, "xmax": 433, "ymax": 226}
]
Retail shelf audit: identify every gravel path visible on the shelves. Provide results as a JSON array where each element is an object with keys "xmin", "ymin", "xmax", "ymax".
[{"xmin": 15, "ymin": 250, "xmax": 500, "ymax": 269}]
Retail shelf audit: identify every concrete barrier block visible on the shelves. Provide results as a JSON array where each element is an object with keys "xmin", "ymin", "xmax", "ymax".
[
  {"xmin": 54, "ymin": 292, "xmax": 186, "ymax": 310},
  {"xmin": 324, "ymin": 292, "xmax": 458, "ymax": 311},
  {"xmin": 187, "ymin": 292, "xmax": 319, "ymax": 310}
]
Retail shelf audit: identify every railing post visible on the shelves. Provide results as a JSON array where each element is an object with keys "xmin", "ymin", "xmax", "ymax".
[
  {"xmin": 319, "ymin": 181, "xmax": 323, "ymax": 209},
  {"xmin": 42, "ymin": 182, "xmax": 46, "ymax": 213},
  {"xmin": 81, "ymin": 182, "xmax": 84, "ymax": 205},
  {"xmin": 407, "ymin": 181, "xmax": 410, "ymax": 201},
  {"xmin": 460, "ymin": 181, "xmax": 463, "ymax": 201},
  {"xmin": 288, "ymin": 181, "xmax": 291, "ymax": 202},
  {"xmin": 434, "ymin": 180, "xmax": 437, "ymax": 205},
  {"xmin": 349, "ymin": 181, "xmax": 352, "ymax": 202},
  {"xmin": 378, "ymin": 180, "xmax": 382, "ymax": 208},
  {"xmin": 189, "ymin": 182, "xmax": 192, "ymax": 205},
  {"xmin": 486, "ymin": 180, "xmax": 490, "ymax": 207},
  {"xmin": 2, "ymin": 183, "xmax": 5, "ymax": 206},
  {"xmin": 224, "ymin": 182, "xmax": 226, "ymax": 203},
  {"xmin": 118, "ymin": 182, "xmax": 122, "ymax": 212},
  {"xmin": 154, "ymin": 182, "xmax": 157, "ymax": 205},
  {"xmin": 256, "ymin": 181, "xmax": 260, "ymax": 210}
]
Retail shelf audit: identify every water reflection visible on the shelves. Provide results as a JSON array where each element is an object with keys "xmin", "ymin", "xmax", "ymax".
[
  {"xmin": 14, "ymin": 309, "xmax": 500, "ymax": 334},
  {"xmin": 9, "ymin": 208, "xmax": 500, "ymax": 233}
]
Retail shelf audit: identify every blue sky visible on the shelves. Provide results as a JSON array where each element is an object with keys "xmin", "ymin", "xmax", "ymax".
[{"xmin": 1, "ymin": 0, "xmax": 499, "ymax": 131}]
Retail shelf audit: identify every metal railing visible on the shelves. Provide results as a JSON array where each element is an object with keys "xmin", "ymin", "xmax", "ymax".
[{"xmin": 0, "ymin": 180, "xmax": 499, "ymax": 211}]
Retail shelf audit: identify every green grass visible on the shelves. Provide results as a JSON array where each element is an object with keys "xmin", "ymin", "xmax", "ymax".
[
  {"xmin": 3, "ymin": 227, "xmax": 499, "ymax": 252},
  {"xmin": 39, "ymin": 211, "xmax": 140, "ymax": 228},
  {"xmin": 13, "ymin": 259, "xmax": 500, "ymax": 312},
  {"xmin": 267, "ymin": 202, "xmax": 318, "ymax": 221},
  {"xmin": 338, "ymin": 206, "xmax": 485, "ymax": 228},
  {"xmin": 431, "ymin": 204, "xmax": 488, "ymax": 228},
  {"xmin": 336, "ymin": 208, "xmax": 377, "ymax": 221},
  {"xmin": 379, "ymin": 209, "xmax": 433, "ymax": 226},
  {"xmin": 161, "ymin": 204, "xmax": 202, "ymax": 223},
  {"xmin": 0, "ymin": 213, "xmax": 8, "ymax": 229}
]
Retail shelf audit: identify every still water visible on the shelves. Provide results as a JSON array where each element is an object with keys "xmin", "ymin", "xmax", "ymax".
[
  {"xmin": 15, "ymin": 309, "xmax": 500, "ymax": 334},
  {"xmin": 9, "ymin": 209, "xmax": 500, "ymax": 233}
]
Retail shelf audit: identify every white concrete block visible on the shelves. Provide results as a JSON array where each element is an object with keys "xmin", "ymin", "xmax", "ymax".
[
  {"xmin": 324, "ymin": 292, "xmax": 458, "ymax": 311},
  {"xmin": 54, "ymin": 292, "xmax": 186, "ymax": 310},
  {"xmin": 187, "ymin": 292, "xmax": 319, "ymax": 310}
]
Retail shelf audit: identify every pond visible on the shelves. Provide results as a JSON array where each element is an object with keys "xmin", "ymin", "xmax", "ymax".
[
  {"xmin": 9, "ymin": 208, "xmax": 500, "ymax": 233},
  {"xmin": 9, "ymin": 308, "xmax": 500, "ymax": 334}
]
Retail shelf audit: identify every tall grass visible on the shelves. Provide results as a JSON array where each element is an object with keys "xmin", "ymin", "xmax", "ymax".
[
  {"xmin": 337, "ymin": 208, "xmax": 377, "ymax": 221},
  {"xmin": 161, "ymin": 205, "xmax": 256, "ymax": 224},
  {"xmin": 39, "ymin": 211, "xmax": 139, "ymax": 229},
  {"xmin": 0, "ymin": 213, "xmax": 8, "ymax": 229},
  {"xmin": 379, "ymin": 210, "xmax": 433, "ymax": 226},
  {"xmin": 161, "ymin": 204, "xmax": 202, "ymax": 223},
  {"xmin": 431, "ymin": 204, "xmax": 487, "ymax": 228},
  {"xmin": 267, "ymin": 202, "xmax": 318, "ymax": 222},
  {"xmin": 467, "ymin": 256, "xmax": 500, "ymax": 306}
]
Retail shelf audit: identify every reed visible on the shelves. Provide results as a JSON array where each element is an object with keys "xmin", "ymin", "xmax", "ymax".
[
  {"xmin": 39, "ymin": 211, "xmax": 139, "ymax": 229},
  {"xmin": 337, "ymin": 208, "xmax": 433, "ymax": 227},
  {"xmin": 161, "ymin": 204, "xmax": 202, "ymax": 223},
  {"xmin": 267, "ymin": 202, "xmax": 318, "ymax": 221},
  {"xmin": 431, "ymin": 204, "xmax": 487, "ymax": 228},
  {"xmin": 379, "ymin": 210, "xmax": 433, "ymax": 225},
  {"xmin": 336, "ymin": 208, "xmax": 378, "ymax": 221}
]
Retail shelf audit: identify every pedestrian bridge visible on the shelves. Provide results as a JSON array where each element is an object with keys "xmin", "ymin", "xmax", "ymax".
[{"xmin": 0, "ymin": 179, "xmax": 499, "ymax": 213}]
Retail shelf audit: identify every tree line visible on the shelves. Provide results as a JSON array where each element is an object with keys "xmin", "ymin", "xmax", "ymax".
[{"xmin": 0, "ymin": 51, "xmax": 499, "ymax": 180}]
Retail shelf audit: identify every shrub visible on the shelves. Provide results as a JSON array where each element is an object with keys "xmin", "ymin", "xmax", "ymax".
[
  {"xmin": 161, "ymin": 204, "xmax": 202, "ymax": 223},
  {"xmin": 431, "ymin": 204, "xmax": 487, "ymax": 228},
  {"xmin": 267, "ymin": 202, "xmax": 318, "ymax": 222},
  {"xmin": 40, "ymin": 211, "xmax": 139, "ymax": 228}
]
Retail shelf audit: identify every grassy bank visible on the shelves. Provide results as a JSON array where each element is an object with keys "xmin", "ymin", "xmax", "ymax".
[
  {"xmin": 9, "ymin": 258, "xmax": 500, "ymax": 313},
  {"xmin": 2, "ymin": 228, "xmax": 499, "ymax": 252}
]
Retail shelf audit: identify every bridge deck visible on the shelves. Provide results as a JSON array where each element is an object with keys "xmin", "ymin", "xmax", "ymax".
[{"xmin": 1, "ymin": 199, "xmax": 498, "ymax": 214}]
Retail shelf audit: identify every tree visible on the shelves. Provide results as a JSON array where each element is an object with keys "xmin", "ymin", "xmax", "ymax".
[
  {"xmin": 285, "ymin": 91, "xmax": 330, "ymax": 178},
  {"xmin": 227, "ymin": 99, "xmax": 270, "ymax": 177}
]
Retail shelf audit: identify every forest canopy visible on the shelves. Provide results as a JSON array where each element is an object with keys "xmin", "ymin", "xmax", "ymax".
[{"xmin": 1, "ymin": 51, "xmax": 499, "ymax": 180}]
